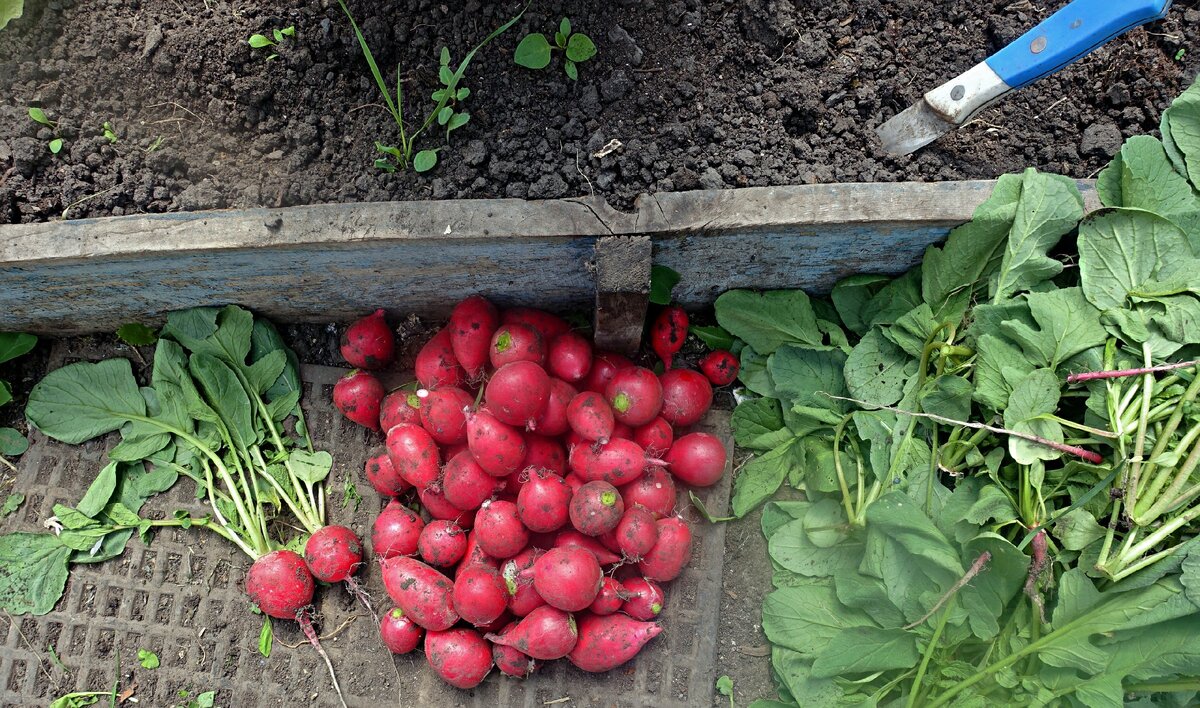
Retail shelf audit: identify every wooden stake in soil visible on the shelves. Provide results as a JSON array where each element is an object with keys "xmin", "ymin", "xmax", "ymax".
[{"xmin": 593, "ymin": 235, "xmax": 651, "ymax": 355}]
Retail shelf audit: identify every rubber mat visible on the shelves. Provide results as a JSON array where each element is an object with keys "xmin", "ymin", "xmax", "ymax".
[{"xmin": 0, "ymin": 343, "xmax": 731, "ymax": 707}]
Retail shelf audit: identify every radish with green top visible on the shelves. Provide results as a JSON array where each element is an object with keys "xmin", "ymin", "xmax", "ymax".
[
  {"xmin": 466, "ymin": 408, "xmax": 528, "ymax": 476},
  {"xmin": 490, "ymin": 323, "xmax": 546, "ymax": 368},
  {"xmin": 380, "ymin": 607, "xmax": 423, "ymax": 654},
  {"xmin": 474, "ymin": 500, "xmax": 529, "ymax": 558},
  {"xmin": 606, "ymin": 367, "xmax": 664, "ymax": 426},
  {"xmin": 492, "ymin": 621, "xmax": 538, "ymax": 678},
  {"xmin": 417, "ymin": 520, "xmax": 468, "ymax": 568},
  {"xmin": 699, "ymin": 349, "xmax": 738, "ymax": 386},
  {"xmin": 340, "ymin": 309, "xmax": 394, "ymax": 370},
  {"xmin": 453, "ymin": 564, "xmax": 510, "ymax": 626},
  {"xmin": 379, "ymin": 388, "xmax": 422, "ymax": 432},
  {"xmin": 485, "ymin": 360, "xmax": 552, "ymax": 427},
  {"xmin": 584, "ymin": 350, "xmax": 634, "ymax": 394},
  {"xmin": 570, "ymin": 481, "xmax": 625, "ymax": 536},
  {"xmin": 566, "ymin": 391, "xmax": 615, "ymax": 444},
  {"xmin": 621, "ymin": 577, "xmax": 665, "ymax": 620},
  {"xmin": 663, "ymin": 432, "xmax": 727, "ymax": 487},
  {"xmin": 588, "ymin": 577, "xmax": 626, "ymax": 615},
  {"xmin": 486, "ymin": 604, "xmax": 578, "ymax": 660},
  {"xmin": 502, "ymin": 307, "xmax": 571, "ymax": 343},
  {"xmin": 658, "ymin": 369, "xmax": 712, "ymax": 427},
  {"xmin": 638, "ymin": 516, "xmax": 692, "ymax": 582},
  {"xmin": 517, "ymin": 469, "xmax": 572, "ymax": 533},
  {"xmin": 373, "ymin": 500, "xmax": 425, "ymax": 558},
  {"xmin": 419, "ymin": 386, "xmax": 474, "ymax": 445},
  {"xmin": 620, "ymin": 467, "xmax": 677, "ymax": 519}
]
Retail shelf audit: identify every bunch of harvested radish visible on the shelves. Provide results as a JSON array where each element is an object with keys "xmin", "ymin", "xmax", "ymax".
[{"xmin": 333, "ymin": 298, "xmax": 729, "ymax": 689}]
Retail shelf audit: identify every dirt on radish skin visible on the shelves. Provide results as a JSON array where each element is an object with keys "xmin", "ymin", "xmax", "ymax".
[
  {"xmin": 620, "ymin": 467, "xmax": 677, "ymax": 519},
  {"xmin": 532, "ymin": 546, "xmax": 603, "ymax": 612},
  {"xmin": 699, "ymin": 349, "xmax": 739, "ymax": 386},
  {"xmin": 424, "ymin": 627, "xmax": 494, "ymax": 689},
  {"xmin": 380, "ymin": 607, "xmax": 423, "ymax": 654},
  {"xmin": 333, "ymin": 369, "xmax": 385, "ymax": 431},
  {"xmin": 658, "ymin": 368, "xmax": 714, "ymax": 428},
  {"xmin": 547, "ymin": 331, "xmax": 593, "ymax": 382},
  {"xmin": 553, "ymin": 529, "xmax": 622, "ymax": 565},
  {"xmin": 386, "ymin": 423, "xmax": 441, "ymax": 490},
  {"xmin": 621, "ymin": 577, "xmax": 666, "ymax": 620},
  {"xmin": 588, "ymin": 577, "xmax": 626, "ymax": 615},
  {"xmin": 566, "ymin": 390, "xmax": 615, "ymax": 443},
  {"xmin": 382, "ymin": 556, "xmax": 461, "ymax": 631},
  {"xmin": 415, "ymin": 327, "xmax": 468, "ymax": 390},
  {"xmin": 473, "ymin": 500, "xmax": 529, "ymax": 558},
  {"xmin": 485, "ymin": 605, "xmax": 578, "ymax": 660},
  {"xmin": 524, "ymin": 435, "xmax": 567, "ymax": 476},
  {"xmin": 449, "ymin": 295, "xmax": 500, "ymax": 379},
  {"xmin": 492, "ymin": 622, "xmax": 538, "ymax": 678},
  {"xmin": 606, "ymin": 366, "xmax": 664, "ymax": 427},
  {"xmin": 419, "ymin": 386, "xmax": 474, "ymax": 445},
  {"xmin": 615, "ymin": 505, "xmax": 659, "ymax": 560},
  {"xmin": 379, "ymin": 388, "xmax": 422, "ymax": 432},
  {"xmin": 633, "ymin": 417, "xmax": 674, "ymax": 455},
  {"xmin": 650, "ymin": 305, "xmax": 688, "ymax": 370},
  {"xmin": 418, "ymin": 520, "xmax": 468, "ymax": 568},
  {"xmin": 489, "ymin": 323, "xmax": 546, "ymax": 369},
  {"xmin": 569, "ymin": 438, "xmax": 655, "ymax": 486},
  {"xmin": 442, "ymin": 450, "xmax": 504, "ymax": 511},
  {"xmin": 466, "ymin": 409, "xmax": 528, "ymax": 477},
  {"xmin": 570, "ymin": 481, "xmax": 625, "ymax": 536},
  {"xmin": 419, "ymin": 486, "xmax": 476, "ymax": 528},
  {"xmin": 664, "ymin": 432, "xmax": 728, "ymax": 487},
  {"xmin": 245, "ymin": 549, "xmax": 315, "ymax": 619},
  {"xmin": 516, "ymin": 469, "xmax": 573, "ymax": 533},
  {"xmin": 340, "ymin": 309, "xmax": 395, "ymax": 370},
  {"xmin": 373, "ymin": 500, "xmax": 425, "ymax": 559},
  {"xmin": 485, "ymin": 360, "xmax": 552, "ymax": 427},
  {"xmin": 638, "ymin": 517, "xmax": 693, "ymax": 582},
  {"xmin": 364, "ymin": 450, "xmax": 410, "ymax": 497},
  {"xmin": 501, "ymin": 307, "xmax": 571, "ymax": 344},
  {"xmin": 567, "ymin": 612, "xmax": 662, "ymax": 673},
  {"xmin": 304, "ymin": 525, "xmax": 364, "ymax": 583},
  {"xmin": 530, "ymin": 378, "xmax": 576, "ymax": 437},
  {"xmin": 453, "ymin": 564, "xmax": 510, "ymax": 626}
]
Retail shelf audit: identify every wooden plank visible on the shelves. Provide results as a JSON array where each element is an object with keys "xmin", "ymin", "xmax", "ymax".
[
  {"xmin": 593, "ymin": 235, "xmax": 652, "ymax": 354},
  {"xmin": 0, "ymin": 181, "xmax": 1098, "ymax": 334}
]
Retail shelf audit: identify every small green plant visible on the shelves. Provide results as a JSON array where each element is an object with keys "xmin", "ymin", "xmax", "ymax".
[
  {"xmin": 0, "ymin": 332, "xmax": 36, "ymax": 470},
  {"xmin": 116, "ymin": 322, "xmax": 158, "ymax": 346},
  {"xmin": 137, "ymin": 648, "xmax": 160, "ymax": 669},
  {"xmin": 339, "ymin": 0, "xmax": 526, "ymax": 173},
  {"xmin": 341, "ymin": 478, "xmax": 362, "ymax": 512},
  {"xmin": 0, "ymin": 493, "xmax": 23, "ymax": 517},
  {"xmin": 514, "ymin": 17, "xmax": 597, "ymax": 80},
  {"xmin": 258, "ymin": 617, "xmax": 273, "ymax": 657},
  {"xmin": 174, "ymin": 690, "xmax": 216, "ymax": 708},
  {"xmin": 102, "ymin": 121, "xmax": 118, "ymax": 144},
  {"xmin": 0, "ymin": 0, "xmax": 23, "ymax": 32},
  {"xmin": 145, "ymin": 136, "xmax": 166, "ymax": 153},
  {"xmin": 1176, "ymin": 47, "xmax": 1187, "ymax": 62},
  {"xmin": 716, "ymin": 675, "xmax": 735, "ymax": 708},
  {"xmin": 248, "ymin": 25, "xmax": 294, "ymax": 60},
  {"xmin": 28, "ymin": 107, "xmax": 64, "ymax": 154}
]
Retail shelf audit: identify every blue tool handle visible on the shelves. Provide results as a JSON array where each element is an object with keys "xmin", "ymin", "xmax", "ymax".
[{"xmin": 986, "ymin": 0, "xmax": 1173, "ymax": 89}]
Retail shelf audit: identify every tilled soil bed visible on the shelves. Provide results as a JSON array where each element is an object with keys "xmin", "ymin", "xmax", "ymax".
[{"xmin": 1, "ymin": 0, "xmax": 1198, "ymax": 223}]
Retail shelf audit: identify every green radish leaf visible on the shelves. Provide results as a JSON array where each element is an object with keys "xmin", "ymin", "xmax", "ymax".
[
  {"xmin": 456, "ymin": 87, "xmax": 470, "ymax": 101},
  {"xmin": 554, "ymin": 31, "xmax": 566, "ymax": 48},
  {"xmin": 437, "ymin": 106, "xmax": 453, "ymax": 125},
  {"xmin": 843, "ymin": 329, "xmax": 911, "ymax": 407},
  {"xmin": 988, "ymin": 169, "xmax": 1084, "ymax": 303},
  {"xmin": 772, "ymin": 647, "xmax": 843, "ymax": 706},
  {"xmin": 1162, "ymin": 76, "xmax": 1200, "ymax": 187},
  {"xmin": 514, "ymin": 33, "xmax": 552, "ymax": 69},
  {"xmin": 649, "ymin": 265, "xmax": 681, "ymax": 305},
  {"xmin": 716, "ymin": 290, "xmax": 823, "ymax": 355},
  {"xmin": 998, "ymin": 287, "xmax": 1105, "ymax": 369},
  {"xmin": 0, "ymin": 381, "xmax": 9, "ymax": 408},
  {"xmin": 0, "ymin": 493, "xmax": 23, "ymax": 517},
  {"xmin": 0, "ymin": 332, "xmax": 36, "ymax": 364},
  {"xmin": 1053, "ymin": 508, "xmax": 1107, "ymax": 551},
  {"xmin": 0, "ymin": 532, "xmax": 71, "ymax": 614},
  {"xmin": 248, "ymin": 34, "xmax": 272, "ymax": 48},
  {"xmin": 272, "ymin": 28, "xmax": 283, "ymax": 42},
  {"xmin": 0, "ymin": 428, "xmax": 27, "ymax": 456},
  {"xmin": 250, "ymin": 318, "xmax": 308, "ymax": 441},
  {"xmin": 737, "ymin": 347, "xmax": 775, "ymax": 398},
  {"xmin": 413, "ymin": 150, "xmax": 438, "ymax": 172},
  {"xmin": 189, "ymin": 353, "xmax": 255, "ymax": 451},
  {"xmin": 48, "ymin": 139, "xmax": 63, "ymax": 154},
  {"xmin": 259, "ymin": 617, "xmax": 273, "ymax": 657},
  {"xmin": 762, "ymin": 582, "xmax": 873, "ymax": 656},
  {"xmin": 810, "ymin": 626, "xmax": 919, "ymax": 678},
  {"xmin": 1097, "ymin": 135, "xmax": 1200, "ymax": 234},
  {"xmin": 25, "ymin": 358, "xmax": 146, "ymax": 444},
  {"xmin": 76, "ymin": 461, "xmax": 119, "ymax": 518},
  {"xmin": 769, "ymin": 517, "xmax": 862, "ymax": 577},
  {"xmin": 559, "ymin": 17, "xmax": 571, "ymax": 37},
  {"xmin": 831, "ymin": 275, "xmax": 891, "ymax": 336},
  {"xmin": 116, "ymin": 323, "xmax": 158, "ymax": 346},
  {"xmin": 289, "ymin": 450, "xmax": 333, "ymax": 484},
  {"xmin": 731, "ymin": 398, "xmax": 788, "ymax": 451},
  {"xmin": 919, "ymin": 374, "xmax": 973, "ymax": 422},
  {"xmin": 27, "ymin": 106, "xmax": 50, "ymax": 126},
  {"xmin": 689, "ymin": 325, "xmax": 735, "ymax": 351},
  {"xmin": 1078, "ymin": 208, "xmax": 1194, "ymax": 311},
  {"xmin": 439, "ymin": 46, "xmax": 450, "ymax": 66},
  {"xmin": 280, "ymin": 26, "xmax": 294, "ymax": 37},
  {"xmin": 564, "ymin": 59, "xmax": 578, "ymax": 81},
  {"xmin": 0, "ymin": 0, "xmax": 24, "ymax": 31},
  {"xmin": 565, "ymin": 33, "xmax": 596, "ymax": 63},
  {"xmin": 731, "ymin": 439, "xmax": 797, "ymax": 517},
  {"xmin": 438, "ymin": 65, "xmax": 453, "ymax": 86},
  {"xmin": 244, "ymin": 349, "xmax": 286, "ymax": 396}
]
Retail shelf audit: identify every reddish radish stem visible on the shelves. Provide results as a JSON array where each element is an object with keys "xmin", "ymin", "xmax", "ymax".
[
  {"xmin": 344, "ymin": 576, "xmax": 379, "ymax": 623},
  {"xmin": 903, "ymin": 552, "xmax": 991, "ymax": 630},
  {"xmin": 1024, "ymin": 529, "xmax": 1049, "ymax": 623},
  {"xmin": 1068, "ymin": 360, "xmax": 1197, "ymax": 383},
  {"xmin": 828, "ymin": 396, "xmax": 1103, "ymax": 464},
  {"xmin": 298, "ymin": 609, "xmax": 348, "ymax": 708}
]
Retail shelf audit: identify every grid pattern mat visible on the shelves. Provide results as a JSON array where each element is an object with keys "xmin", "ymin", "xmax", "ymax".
[{"xmin": 0, "ymin": 343, "xmax": 732, "ymax": 707}]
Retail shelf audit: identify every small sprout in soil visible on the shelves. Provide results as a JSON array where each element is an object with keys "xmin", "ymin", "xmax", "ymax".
[
  {"xmin": 28, "ymin": 107, "xmax": 65, "ymax": 154},
  {"xmin": 259, "ymin": 616, "xmax": 273, "ymax": 657},
  {"xmin": 716, "ymin": 675, "xmax": 735, "ymax": 708},
  {"xmin": 514, "ymin": 17, "xmax": 597, "ymax": 80},
  {"xmin": 341, "ymin": 478, "xmax": 362, "ymax": 512},
  {"xmin": 1176, "ymin": 48, "xmax": 1187, "ymax": 61},
  {"xmin": 249, "ymin": 25, "xmax": 295, "ymax": 60},
  {"xmin": 0, "ymin": 493, "xmax": 23, "ymax": 517},
  {"xmin": 173, "ymin": 690, "xmax": 216, "ymax": 708},
  {"xmin": 102, "ymin": 121, "xmax": 118, "ymax": 144},
  {"xmin": 137, "ymin": 648, "xmax": 160, "ymax": 669},
  {"xmin": 49, "ymin": 691, "xmax": 107, "ymax": 708}
]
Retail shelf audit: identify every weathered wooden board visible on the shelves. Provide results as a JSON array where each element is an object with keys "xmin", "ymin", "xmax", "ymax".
[{"xmin": 0, "ymin": 181, "xmax": 1097, "ymax": 333}]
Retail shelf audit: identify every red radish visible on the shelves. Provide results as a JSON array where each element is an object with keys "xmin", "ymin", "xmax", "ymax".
[
  {"xmin": 245, "ymin": 550, "xmax": 314, "ymax": 619},
  {"xmin": 419, "ymin": 487, "xmax": 475, "ymax": 529},
  {"xmin": 566, "ymin": 391, "xmax": 615, "ymax": 444},
  {"xmin": 633, "ymin": 417, "xmax": 674, "ymax": 454},
  {"xmin": 415, "ymin": 327, "xmax": 467, "ymax": 389},
  {"xmin": 453, "ymin": 564, "xmax": 509, "ymax": 626},
  {"xmin": 444, "ymin": 441, "xmax": 470, "ymax": 459},
  {"xmin": 373, "ymin": 500, "xmax": 425, "ymax": 558},
  {"xmin": 563, "ymin": 472, "xmax": 586, "ymax": 495},
  {"xmin": 650, "ymin": 305, "xmax": 689, "ymax": 370},
  {"xmin": 418, "ymin": 520, "xmax": 468, "ymax": 568},
  {"xmin": 598, "ymin": 527, "xmax": 622, "ymax": 555},
  {"xmin": 524, "ymin": 435, "xmax": 567, "ymax": 476},
  {"xmin": 382, "ymin": 556, "xmax": 460, "ymax": 630},
  {"xmin": 386, "ymin": 423, "xmax": 441, "ymax": 490},
  {"xmin": 606, "ymin": 367, "xmax": 664, "ymax": 427},
  {"xmin": 659, "ymin": 369, "xmax": 713, "ymax": 427},
  {"xmin": 568, "ymin": 613, "xmax": 662, "ymax": 672},
  {"xmin": 699, "ymin": 349, "xmax": 739, "ymax": 386},
  {"xmin": 611, "ymin": 421, "xmax": 634, "ymax": 440},
  {"xmin": 485, "ymin": 361, "xmax": 551, "ymax": 427},
  {"xmin": 340, "ymin": 309, "xmax": 394, "ymax": 370},
  {"xmin": 553, "ymin": 529, "xmax": 622, "ymax": 565},
  {"xmin": 449, "ymin": 295, "xmax": 500, "ymax": 379},
  {"xmin": 425, "ymin": 628, "xmax": 493, "ymax": 689},
  {"xmin": 333, "ymin": 370, "xmax": 384, "ymax": 431},
  {"xmin": 474, "ymin": 500, "xmax": 529, "ymax": 558},
  {"xmin": 477, "ymin": 609, "xmax": 513, "ymax": 635},
  {"xmin": 503, "ymin": 548, "xmax": 548, "ymax": 616},
  {"xmin": 517, "ymin": 470, "xmax": 572, "ymax": 533},
  {"xmin": 490, "ymin": 323, "xmax": 546, "ymax": 368},
  {"xmin": 584, "ymin": 350, "xmax": 634, "ymax": 394},
  {"xmin": 547, "ymin": 332, "xmax": 593, "ymax": 382},
  {"xmin": 364, "ymin": 450, "xmax": 409, "ymax": 497},
  {"xmin": 381, "ymin": 607, "xmax": 423, "ymax": 654},
  {"xmin": 419, "ymin": 386, "xmax": 473, "ymax": 445},
  {"xmin": 569, "ymin": 438, "xmax": 660, "ymax": 486},
  {"xmin": 589, "ymin": 577, "xmax": 626, "ymax": 615},
  {"xmin": 379, "ymin": 389, "xmax": 422, "ymax": 433},
  {"xmin": 466, "ymin": 409, "xmax": 528, "ymax": 477},
  {"xmin": 443, "ymin": 451, "xmax": 504, "ymax": 511},
  {"xmin": 533, "ymin": 546, "xmax": 603, "ymax": 612},
  {"xmin": 459, "ymin": 531, "xmax": 498, "ymax": 574},
  {"xmin": 485, "ymin": 605, "xmax": 578, "ymax": 660},
  {"xmin": 570, "ymin": 481, "xmax": 625, "ymax": 536},
  {"xmin": 492, "ymin": 622, "xmax": 537, "ymax": 678},
  {"xmin": 621, "ymin": 467, "xmax": 677, "ymax": 519},
  {"xmin": 530, "ymin": 378, "xmax": 575, "ymax": 437},
  {"xmin": 639, "ymin": 517, "xmax": 692, "ymax": 582},
  {"xmin": 621, "ymin": 577, "xmax": 665, "ymax": 620},
  {"xmin": 615, "ymin": 505, "xmax": 659, "ymax": 560},
  {"xmin": 502, "ymin": 307, "xmax": 571, "ymax": 343},
  {"xmin": 304, "ymin": 525, "xmax": 363, "ymax": 583},
  {"xmin": 665, "ymin": 432, "xmax": 727, "ymax": 487}
]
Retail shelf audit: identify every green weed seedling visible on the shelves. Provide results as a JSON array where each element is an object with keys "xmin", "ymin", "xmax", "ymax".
[
  {"xmin": 248, "ymin": 25, "xmax": 294, "ymax": 60},
  {"xmin": 515, "ymin": 17, "xmax": 597, "ymax": 80},
  {"xmin": 102, "ymin": 121, "xmax": 118, "ymax": 144},
  {"xmin": 28, "ymin": 107, "xmax": 64, "ymax": 154}
]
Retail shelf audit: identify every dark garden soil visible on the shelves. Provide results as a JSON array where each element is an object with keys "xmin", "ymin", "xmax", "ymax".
[{"xmin": 2, "ymin": 0, "xmax": 1199, "ymax": 223}]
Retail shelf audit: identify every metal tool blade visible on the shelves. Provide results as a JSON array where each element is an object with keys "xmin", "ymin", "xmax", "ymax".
[{"xmin": 875, "ymin": 100, "xmax": 958, "ymax": 156}]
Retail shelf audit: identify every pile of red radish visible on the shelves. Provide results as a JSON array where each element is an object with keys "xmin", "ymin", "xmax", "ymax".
[{"xmin": 331, "ymin": 299, "xmax": 733, "ymax": 689}]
